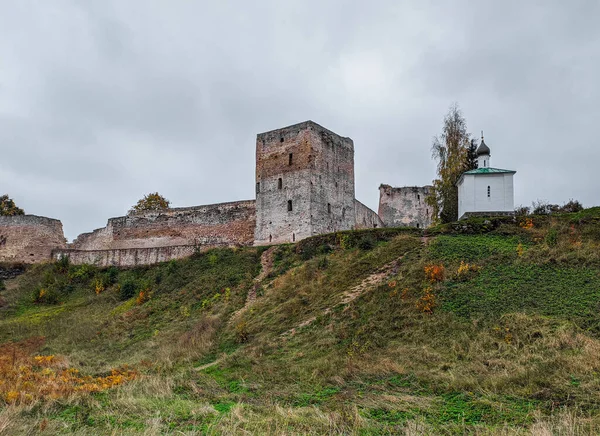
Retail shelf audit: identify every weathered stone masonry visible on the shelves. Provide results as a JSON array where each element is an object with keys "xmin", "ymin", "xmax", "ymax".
[
  {"xmin": 0, "ymin": 215, "xmax": 66, "ymax": 264},
  {"xmin": 1, "ymin": 120, "xmax": 432, "ymax": 267},
  {"xmin": 378, "ymin": 185, "xmax": 433, "ymax": 229},
  {"xmin": 255, "ymin": 121, "xmax": 356, "ymax": 245}
]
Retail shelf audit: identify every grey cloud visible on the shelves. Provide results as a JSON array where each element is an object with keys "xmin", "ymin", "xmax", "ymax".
[{"xmin": 0, "ymin": 0, "xmax": 598, "ymax": 240}]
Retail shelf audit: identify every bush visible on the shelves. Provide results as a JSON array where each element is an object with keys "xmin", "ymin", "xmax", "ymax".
[
  {"xmin": 546, "ymin": 229, "xmax": 558, "ymax": 247},
  {"xmin": 119, "ymin": 280, "xmax": 137, "ymax": 301},
  {"xmin": 33, "ymin": 286, "xmax": 60, "ymax": 305},
  {"xmin": 0, "ymin": 279, "xmax": 5, "ymax": 292},
  {"xmin": 357, "ymin": 234, "xmax": 377, "ymax": 250},
  {"xmin": 104, "ymin": 267, "xmax": 119, "ymax": 285},
  {"xmin": 559, "ymin": 200, "xmax": 584, "ymax": 213}
]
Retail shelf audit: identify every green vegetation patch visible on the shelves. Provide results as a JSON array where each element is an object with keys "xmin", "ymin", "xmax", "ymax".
[
  {"xmin": 428, "ymin": 234, "xmax": 524, "ymax": 262},
  {"xmin": 441, "ymin": 264, "xmax": 600, "ymax": 321}
]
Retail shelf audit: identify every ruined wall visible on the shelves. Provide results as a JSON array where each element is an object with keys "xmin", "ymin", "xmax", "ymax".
[
  {"xmin": 0, "ymin": 215, "xmax": 66, "ymax": 264},
  {"xmin": 54, "ymin": 245, "xmax": 203, "ymax": 268},
  {"xmin": 71, "ymin": 200, "xmax": 256, "ymax": 251},
  {"xmin": 254, "ymin": 120, "xmax": 355, "ymax": 245},
  {"xmin": 354, "ymin": 200, "xmax": 384, "ymax": 229},
  {"xmin": 309, "ymin": 123, "xmax": 356, "ymax": 236},
  {"xmin": 378, "ymin": 185, "xmax": 433, "ymax": 229}
]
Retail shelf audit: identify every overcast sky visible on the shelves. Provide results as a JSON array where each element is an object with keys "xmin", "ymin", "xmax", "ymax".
[{"xmin": 1, "ymin": 1, "xmax": 598, "ymax": 240}]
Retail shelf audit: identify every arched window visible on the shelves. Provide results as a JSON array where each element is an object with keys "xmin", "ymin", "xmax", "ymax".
[
  {"xmin": 287, "ymin": 200, "xmax": 293, "ymax": 211},
  {"xmin": 487, "ymin": 186, "xmax": 491, "ymax": 198},
  {"xmin": 278, "ymin": 178, "xmax": 283, "ymax": 190}
]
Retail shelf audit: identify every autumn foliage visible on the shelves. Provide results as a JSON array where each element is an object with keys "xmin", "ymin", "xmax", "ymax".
[
  {"xmin": 424, "ymin": 264, "xmax": 445, "ymax": 283},
  {"xmin": 130, "ymin": 192, "xmax": 170, "ymax": 214},
  {"xmin": 0, "ymin": 338, "xmax": 137, "ymax": 405}
]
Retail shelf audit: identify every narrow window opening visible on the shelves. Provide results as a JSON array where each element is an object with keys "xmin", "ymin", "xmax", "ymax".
[
  {"xmin": 326, "ymin": 162, "xmax": 329, "ymax": 170},
  {"xmin": 287, "ymin": 200, "xmax": 293, "ymax": 211},
  {"xmin": 417, "ymin": 194, "xmax": 420, "ymax": 201},
  {"xmin": 327, "ymin": 203, "xmax": 331, "ymax": 214},
  {"xmin": 335, "ymin": 182, "xmax": 338, "ymax": 188},
  {"xmin": 278, "ymin": 178, "xmax": 283, "ymax": 190},
  {"xmin": 280, "ymin": 137, "xmax": 284, "ymax": 143},
  {"xmin": 417, "ymin": 223, "xmax": 420, "ymax": 228},
  {"xmin": 292, "ymin": 233, "xmax": 296, "ymax": 242},
  {"xmin": 256, "ymin": 182, "xmax": 260, "ymax": 194},
  {"xmin": 269, "ymin": 235, "xmax": 272, "ymax": 243},
  {"xmin": 487, "ymin": 186, "xmax": 491, "ymax": 198},
  {"xmin": 288, "ymin": 153, "xmax": 293, "ymax": 165}
]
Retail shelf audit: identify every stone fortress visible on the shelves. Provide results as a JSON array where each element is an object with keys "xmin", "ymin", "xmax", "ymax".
[{"xmin": 0, "ymin": 121, "xmax": 433, "ymax": 267}]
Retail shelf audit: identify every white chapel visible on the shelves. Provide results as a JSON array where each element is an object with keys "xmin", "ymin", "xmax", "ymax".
[{"xmin": 457, "ymin": 136, "xmax": 516, "ymax": 220}]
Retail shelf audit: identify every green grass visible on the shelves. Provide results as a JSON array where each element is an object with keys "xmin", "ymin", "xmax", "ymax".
[{"xmin": 1, "ymin": 210, "xmax": 600, "ymax": 434}]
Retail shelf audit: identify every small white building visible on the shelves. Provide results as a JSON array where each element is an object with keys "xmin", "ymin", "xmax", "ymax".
[{"xmin": 457, "ymin": 137, "xmax": 516, "ymax": 220}]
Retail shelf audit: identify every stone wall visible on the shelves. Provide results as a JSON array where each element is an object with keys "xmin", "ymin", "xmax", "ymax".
[
  {"xmin": 71, "ymin": 200, "xmax": 256, "ymax": 252},
  {"xmin": 255, "ymin": 120, "xmax": 355, "ymax": 245},
  {"xmin": 354, "ymin": 200, "xmax": 384, "ymax": 229},
  {"xmin": 0, "ymin": 215, "xmax": 66, "ymax": 264},
  {"xmin": 54, "ymin": 245, "xmax": 203, "ymax": 268},
  {"xmin": 378, "ymin": 185, "xmax": 433, "ymax": 229}
]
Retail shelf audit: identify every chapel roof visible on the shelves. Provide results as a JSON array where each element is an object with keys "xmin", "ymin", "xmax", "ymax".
[{"xmin": 476, "ymin": 139, "xmax": 491, "ymax": 156}]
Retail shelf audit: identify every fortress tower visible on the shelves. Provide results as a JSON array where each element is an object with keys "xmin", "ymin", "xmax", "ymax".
[{"xmin": 255, "ymin": 121, "xmax": 356, "ymax": 245}]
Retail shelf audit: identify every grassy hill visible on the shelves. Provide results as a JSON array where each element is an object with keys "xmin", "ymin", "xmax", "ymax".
[{"xmin": 1, "ymin": 209, "xmax": 600, "ymax": 434}]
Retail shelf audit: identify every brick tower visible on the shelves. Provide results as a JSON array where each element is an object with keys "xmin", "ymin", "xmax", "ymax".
[{"xmin": 254, "ymin": 121, "xmax": 355, "ymax": 245}]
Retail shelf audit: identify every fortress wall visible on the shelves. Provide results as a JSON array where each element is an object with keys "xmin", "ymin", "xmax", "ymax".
[
  {"xmin": 0, "ymin": 215, "xmax": 67, "ymax": 264},
  {"xmin": 54, "ymin": 245, "xmax": 202, "ymax": 268},
  {"xmin": 354, "ymin": 200, "xmax": 384, "ymax": 229},
  {"xmin": 70, "ymin": 200, "xmax": 256, "ymax": 252},
  {"xmin": 378, "ymin": 185, "xmax": 433, "ymax": 229}
]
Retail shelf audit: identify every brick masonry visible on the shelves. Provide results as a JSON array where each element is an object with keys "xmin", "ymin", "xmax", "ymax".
[
  {"xmin": 0, "ymin": 215, "xmax": 67, "ymax": 264},
  {"xmin": 1, "ymin": 121, "xmax": 435, "ymax": 267}
]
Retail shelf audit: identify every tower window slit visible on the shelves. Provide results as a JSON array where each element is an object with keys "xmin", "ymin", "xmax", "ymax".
[
  {"xmin": 327, "ymin": 203, "xmax": 331, "ymax": 214},
  {"xmin": 287, "ymin": 200, "xmax": 293, "ymax": 211},
  {"xmin": 289, "ymin": 153, "xmax": 293, "ymax": 165},
  {"xmin": 278, "ymin": 178, "xmax": 283, "ymax": 190},
  {"xmin": 256, "ymin": 182, "xmax": 260, "ymax": 194}
]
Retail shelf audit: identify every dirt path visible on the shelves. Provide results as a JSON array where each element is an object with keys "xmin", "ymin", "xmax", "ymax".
[
  {"xmin": 282, "ymin": 255, "xmax": 406, "ymax": 337},
  {"xmin": 229, "ymin": 246, "xmax": 277, "ymax": 322}
]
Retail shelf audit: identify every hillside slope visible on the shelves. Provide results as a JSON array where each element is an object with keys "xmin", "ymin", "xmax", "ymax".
[{"xmin": 1, "ymin": 209, "xmax": 600, "ymax": 434}]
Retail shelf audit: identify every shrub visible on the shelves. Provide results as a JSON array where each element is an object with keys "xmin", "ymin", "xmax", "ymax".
[
  {"xmin": 424, "ymin": 264, "xmax": 445, "ymax": 283},
  {"xmin": 119, "ymin": 280, "xmax": 137, "ymax": 301},
  {"xmin": 129, "ymin": 192, "xmax": 170, "ymax": 214},
  {"xmin": 514, "ymin": 205, "xmax": 530, "ymax": 216},
  {"xmin": 33, "ymin": 286, "xmax": 60, "ymax": 305},
  {"xmin": 104, "ymin": 267, "xmax": 119, "ymax": 285},
  {"xmin": 0, "ymin": 279, "xmax": 5, "ymax": 292},
  {"xmin": 546, "ymin": 229, "xmax": 559, "ymax": 247},
  {"xmin": 559, "ymin": 199, "xmax": 584, "ymax": 213},
  {"xmin": 55, "ymin": 255, "xmax": 70, "ymax": 274},
  {"xmin": 357, "ymin": 234, "xmax": 377, "ymax": 250}
]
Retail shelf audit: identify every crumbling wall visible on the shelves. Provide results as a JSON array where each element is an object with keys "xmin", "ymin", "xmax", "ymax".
[
  {"xmin": 378, "ymin": 185, "xmax": 433, "ymax": 229},
  {"xmin": 70, "ymin": 200, "xmax": 256, "ymax": 253},
  {"xmin": 0, "ymin": 215, "xmax": 66, "ymax": 264},
  {"xmin": 54, "ymin": 245, "xmax": 202, "ymax": 268},
  {"xmin": 254, "ymin": 120, "xmax": 355, "ymax": 245},
  {"xmin": 354, "ymin": 200, "xmax": 384, "ymax": 229}
]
